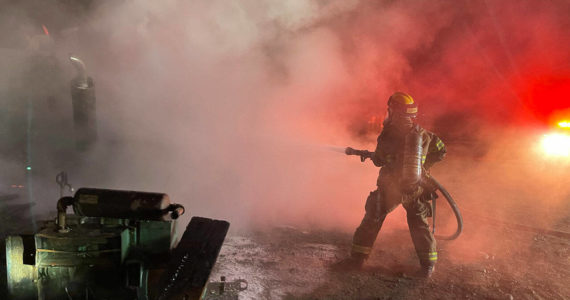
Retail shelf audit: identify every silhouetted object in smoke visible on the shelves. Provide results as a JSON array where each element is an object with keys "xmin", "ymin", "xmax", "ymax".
[
  {"xmin": 0, "ymin": 194, "xmax": 20, "ymax": 202},
  {"xmin": 55, "ymin": 171, "xmax": 74, "ymax": 198},
  {"xmin": 70, "ymin": 56, "xmax": 97, "ymax": 151}
]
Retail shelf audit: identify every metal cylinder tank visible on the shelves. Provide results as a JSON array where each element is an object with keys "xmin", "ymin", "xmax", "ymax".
[
  {"xmin": 400, "ymin": 126, "xmax": 423, "ymax": 191},
  {"xmin": 73, "ymin": 188, "xmax": 172, "ymax": 220}
]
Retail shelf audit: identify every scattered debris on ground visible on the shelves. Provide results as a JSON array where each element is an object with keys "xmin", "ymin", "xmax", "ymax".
[{"xmin": 212, "ymin": 216, "xmax": 570, "ymax": 300}]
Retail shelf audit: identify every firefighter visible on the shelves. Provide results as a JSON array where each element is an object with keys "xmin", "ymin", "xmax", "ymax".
[{"xmin": 350, "ymin": 92, "xmax": 446, "ymax": 278}]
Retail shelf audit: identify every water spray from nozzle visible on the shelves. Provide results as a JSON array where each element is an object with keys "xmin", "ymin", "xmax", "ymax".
[{"xmin": 323, "ymin": 145, "xmax": 348, "ymax": 154}]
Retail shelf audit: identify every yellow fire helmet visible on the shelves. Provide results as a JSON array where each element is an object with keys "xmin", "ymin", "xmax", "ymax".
[{"xmin": 387, "ymin": 92, "xmax": 418, "ymax": 117}]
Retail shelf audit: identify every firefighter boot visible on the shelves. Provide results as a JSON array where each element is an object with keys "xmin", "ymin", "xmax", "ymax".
[
  {"xmin": 416, "ymin": 265, "xmax": 435, "ymax": 278},
  {"xmin": 332, "ymin": 253, "xmax": 365, "ymax": 271},
  {"xmin": 349, "ymin": 252, "xmax": 366, "ymax": 269}
]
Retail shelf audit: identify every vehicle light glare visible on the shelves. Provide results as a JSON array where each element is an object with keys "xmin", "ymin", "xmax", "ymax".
[{"xmin": 541, "ymin": 133, "xmax": 570, "ymax": 156}]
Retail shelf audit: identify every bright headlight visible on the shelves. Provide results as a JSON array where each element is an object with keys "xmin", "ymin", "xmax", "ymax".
[{"xmin": 541, "ymin": 133, "xmax": 570, "ymax": 157}]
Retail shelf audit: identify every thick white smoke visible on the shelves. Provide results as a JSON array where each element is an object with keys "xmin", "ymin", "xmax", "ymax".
[{"xmin": 1, "ymin": 0, "xmax": 569, "ymax": 238}]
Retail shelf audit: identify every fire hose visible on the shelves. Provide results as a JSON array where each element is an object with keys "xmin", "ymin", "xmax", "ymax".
[
  {"xmin": 429, "ymin": 176, "xmax": 463, "ymax": 240},
  {"xmin": 345, "ymin": 147, "xmax": 463, "ymax": 240}
]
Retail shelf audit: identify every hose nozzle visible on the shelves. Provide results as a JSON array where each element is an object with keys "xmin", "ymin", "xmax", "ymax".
[{"xmin": 345, "ymin": 147, "xmax": 373, "ymax": 162}]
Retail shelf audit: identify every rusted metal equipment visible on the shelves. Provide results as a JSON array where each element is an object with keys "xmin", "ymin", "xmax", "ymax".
[{"xmin": 6, "ymin": 188, "xmax": 230, "ymax": 300}]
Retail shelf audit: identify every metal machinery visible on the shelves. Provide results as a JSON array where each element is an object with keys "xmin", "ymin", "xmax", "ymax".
[{"xmin": 5, "ymin": 188, "xmax": 230, "ymax": 300}]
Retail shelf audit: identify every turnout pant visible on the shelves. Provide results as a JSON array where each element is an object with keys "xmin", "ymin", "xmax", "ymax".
[{"xmin": 351, "ymin": 179, "xmax": 437, "ymax": 267}]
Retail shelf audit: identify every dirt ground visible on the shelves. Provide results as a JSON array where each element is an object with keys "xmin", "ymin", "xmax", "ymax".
[
  {"xmin": 211, "ymin": 213, "xmax": 570, "ymax": 300},
  {"xmin": 1, "ymin": 193, "xmax": 568, "ymax": 300}
]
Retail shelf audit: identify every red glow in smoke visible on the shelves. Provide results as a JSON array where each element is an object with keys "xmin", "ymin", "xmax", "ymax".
[
  {"xmin": 325, "ymin": 1, "xmax": 570, "ymax": 136},
  {"xmin": 514, "ymin": 72, "xmax": 570, "ymax": 126},
  {"xmin": 42, "ymin": 24, "xmax": 49, "ymax": 36}
]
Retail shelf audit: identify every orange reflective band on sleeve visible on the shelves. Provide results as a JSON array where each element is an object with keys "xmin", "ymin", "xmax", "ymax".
[{"xmin": 352, "ymin": 244, "xmax": 372, "ymax": 255}]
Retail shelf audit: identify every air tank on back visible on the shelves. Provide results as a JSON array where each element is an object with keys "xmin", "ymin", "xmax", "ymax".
[{"xmin": 400, "ymin": 126, "xmax": 423, "ymax": 192}]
